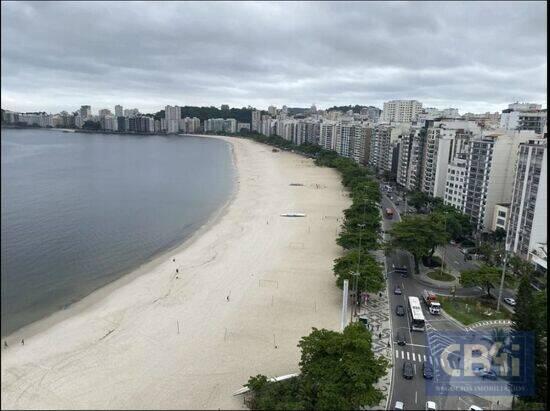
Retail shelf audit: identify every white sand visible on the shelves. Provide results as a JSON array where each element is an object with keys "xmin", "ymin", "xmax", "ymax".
[{"xmin": 1, "ymin": 136, "xmax": 351, "ymax": 410}]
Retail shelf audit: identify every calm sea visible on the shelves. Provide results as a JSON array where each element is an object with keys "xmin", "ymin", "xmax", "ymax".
[{"xmin": 1, "ymin": 129, "xmax": 235, "ymax": 336}]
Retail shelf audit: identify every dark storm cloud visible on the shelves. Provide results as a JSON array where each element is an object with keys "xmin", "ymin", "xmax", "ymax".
[{"xmin": 1, "ymin": 1, "xmax": 546, "ymax": 114}]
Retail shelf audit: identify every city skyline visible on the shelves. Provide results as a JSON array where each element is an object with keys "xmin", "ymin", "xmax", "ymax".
[{"xmin": 1, "ymin": 1, "xmax": 547, "ymax": 114}]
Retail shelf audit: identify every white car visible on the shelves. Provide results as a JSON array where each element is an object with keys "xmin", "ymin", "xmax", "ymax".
[
  {"xmin": 394, "ymin": 401, "xmax": 404, "ymax": 410},
  {"xmin": 469, "ymin": 406, "xmax": 483, "ymax": 411},
  {"xmin": 426, "ymin": 401, "xmax": 437, "ymax": 411},
  {"xmin": 504, "ymin": 297, "xmax": 516, "ymax": 306}
]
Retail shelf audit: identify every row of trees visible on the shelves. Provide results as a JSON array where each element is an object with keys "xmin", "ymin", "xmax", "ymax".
[{"xmin": 238, "ymin": 132, "xmax": 388, "ymax": 409}]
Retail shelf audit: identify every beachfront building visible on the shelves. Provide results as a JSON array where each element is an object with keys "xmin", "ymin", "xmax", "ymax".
[
  {"xmin": 506, "ymin": 138, "xmax": 547, "ymax": 259},
  {"xmin": 462, "ymin": 129, "xmax": 536, "ymax": 232},
  {"xmin": 251, "ymin": 110, "xmax": 261, "ymax": 132},
  {"xmin": 420, "ymin": 120, "xmax": 480, "ymax": 198},
  {"xmin": 165, "ymin": 105, "xmax": 181, "ymax": 134},
  {"xmin": 319, "ymin": 121, "xmax": 337, "ymax": 151},
  {"xmin": 115, "ymin": 105, "xmax": 123, "ymax": 117},
  {"xmin": 237, "ymin": 122, "xmax": 250, "ymax": 132}
]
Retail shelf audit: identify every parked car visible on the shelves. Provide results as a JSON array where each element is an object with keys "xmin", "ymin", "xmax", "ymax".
[
  {"xmin": 394, "ymin": 286, "xmax": 402, "ymax": 295},
  {"xmin": 403, "ymin": 361, "xmax": 414, "ymax": 379},
  {"xmin": 394, "ymin": 401, "xmax": 405, "ymax": 410},
  {"xmin": 422, "ymin": 362, "xmax": 434, "ymax": 379},
  {"xmin": 504, "ymin": 297, "xmax": 516, "ymax": 306},
  {"xmin": 472, "ymin": 366, "xmax": 486, "ymax": 376},
  {"xmin": 396, "ymin": 305, "xmax": 405, "ymax": 316},
  {"xmin": 396, "ymin": 331, "xmax": 406, "ymax": 346},
  {"xmin": 426, "ymin": 401, "xmax": 437, "ymax": 411},
  {"xmin": 469, "ymin": 406, "xmax": 483, "ymax": 411},
  {"xmin": 481, "ymin": 370, "xmax": 497, "ymax": 380}
]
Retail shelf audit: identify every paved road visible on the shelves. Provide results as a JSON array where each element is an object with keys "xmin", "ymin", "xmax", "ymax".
[{"xmin": 380, "ymin": 193, "xmax": 513, "ymax": 411}]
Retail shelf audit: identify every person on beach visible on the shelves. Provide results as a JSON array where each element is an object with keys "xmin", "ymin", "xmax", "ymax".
[
  {"xmin": 176, "ymin": 269, "xmax": 179, "ymax": 274},
  {"xmin": 21, "ymin": 339, "xmax": 24, "ymax": 345},
  {"xmin": 3, "ymin": 341, "xmax": 7, "ymax": 348},
  {"xmin": 226, "ymin": 295, "xmax": 230, "ymax": 302}
]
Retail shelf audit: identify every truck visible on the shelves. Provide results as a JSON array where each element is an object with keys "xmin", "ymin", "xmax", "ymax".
[
  {"xmin": 385, "ymin": 208, "xmax": 394, "ymax": 219},
  {"xmin": 422, "ymin": 290, "xmax": 441, "ymax": 315}
]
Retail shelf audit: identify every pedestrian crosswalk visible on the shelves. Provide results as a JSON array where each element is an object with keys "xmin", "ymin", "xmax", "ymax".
[
  {"xmin": 393, "ymin": 348, "xmax": 462, "ymax": 369},
  {"xmin": 394, "ymin": 349, "xmax": 430, "ymax": 363}
]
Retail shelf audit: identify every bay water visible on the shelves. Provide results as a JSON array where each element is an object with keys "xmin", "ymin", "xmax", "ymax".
[{"xmin": 1, "ymin": 129, "xmax": 234, "ymax": 336}]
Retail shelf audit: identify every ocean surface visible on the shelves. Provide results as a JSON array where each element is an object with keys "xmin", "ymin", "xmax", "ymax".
[{"xmin": 1, "ymin": 129, "xmax": 235, "ymax": 336}]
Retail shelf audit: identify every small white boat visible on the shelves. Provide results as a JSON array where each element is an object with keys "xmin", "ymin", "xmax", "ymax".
[
  {"xmin": 280, "ymin": 213, "xmax": 306, "ymax": 217},
  {"xmin": 233, "ymin": 373, "xmax": 299, "ymax": 396}
]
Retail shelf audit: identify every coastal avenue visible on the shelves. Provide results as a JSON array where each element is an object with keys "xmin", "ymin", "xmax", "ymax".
[{"xmin": 380, "ymin": 188, "xmax": 491, "ymax": 411}]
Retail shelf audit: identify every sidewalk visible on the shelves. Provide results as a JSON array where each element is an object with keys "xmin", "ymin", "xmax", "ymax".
[{"xmin": 361, "ymin": 249, "xmax": 393, "ymax": 410}]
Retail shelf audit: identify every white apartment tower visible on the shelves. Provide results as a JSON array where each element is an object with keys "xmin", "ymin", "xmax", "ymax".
[
  {"xmin": 251, "ymin": 110, "xmax": 261, "ymax": 132},
  {"xmin": 381, "ymin": 100, "xmax": 423, "ymax": 123},
  {"xmin": 506, "ymin": 139, "xmax": 547, "ymax": 259},
  {"xmin": 114, "ymin": 105, "xmax": 123, "ymax": 117},
  {"xmin": 165, "ymin": 105, "xmax": 181, "ymax": 134},
  {"xmin": 462, "ymin": 130, "xmax": 536, "ymax": 232}
]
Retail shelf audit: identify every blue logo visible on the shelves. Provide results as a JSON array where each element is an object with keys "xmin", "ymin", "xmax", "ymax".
[{"xmin": 425, "ymin": 330, "xmax": 534, "ymax": 397}]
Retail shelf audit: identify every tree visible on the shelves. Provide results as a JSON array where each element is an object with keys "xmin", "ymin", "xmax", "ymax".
[
  {"xmin": 459, "ymin": 264, "xmax": 501, "ymax": 296},
  {"xmin": 298, "ymin": 323, "xmax": 388, "ymax": 410},
  {"xmin": 333, "ymin": 250, "xmax": 384, "ymax": 293},
  {"xmin": 82, "ymin": 120, "xmax": 101, "ymax": 130},
  {"xmin": 245, "ymin": 323, "xmax": 387, "ymax": 410},
  {"xmin": 386, "ymin": 214, "xmax": 448, "ymax": 273},
  {"xmin": 406, "ymin": 190, "xmax": 432, "ymax": 211}
]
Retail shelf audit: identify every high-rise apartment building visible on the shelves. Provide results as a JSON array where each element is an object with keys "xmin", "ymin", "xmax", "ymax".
[
  {"xmin": 268, "ymin": 106, "xmax": 277, "ymax": 116},
  {"xmin": 251, "ymin": 110, "xmax": 261, "ymax": 132},
  {"xmin": 114, "ymin": 105, "xmax": 123, "ymax": 117},
  {"xmin": 381, "ymin": 100, "xmax": 422, "ymax": 123},
  {"xmin": 99, "ymin": 109, "xmax": 112, "ymax": 117},
  {"xmin": 507, "ymin": 139, "xmax": 547, "ymax": 259},
  {"xmin": 350, "ymin": 125, "xmax": 372, "ymax": 166},
  {"xmin": 319, "ymin": 121, "xmax": 337, "ymax": 151},
  {"xmin": 421, "ymin": 120, "xmax": 480, "ymax": 198},
  {"xmin": 165, "ymin": 105, "xmax": 180, "ymax": 134},
  {"xmin": 462, "ymin": 130, "xmax": 536, "ymax": 232},
  {"xmin": 500, "ymin": 103, "xmax": 547, "ymax": 134}
]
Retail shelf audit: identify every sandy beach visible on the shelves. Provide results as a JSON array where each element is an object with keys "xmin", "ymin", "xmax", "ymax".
[{"xmin": 1, "ymin": 136, "xmax": 351, "ymax": 410}]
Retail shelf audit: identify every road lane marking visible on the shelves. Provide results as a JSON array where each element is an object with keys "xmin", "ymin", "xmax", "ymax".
[
  {"xmin": 407, "ymin": 343, "xmax": 428, "ymax": 348},
  {"xmin": 406, "ymin": 352, "xmax": 410, "ymax": 360},
  {"xmin": 395, "ymin": 349, "xmax": 399, "ymax": 358},
  {"xmin": 424, "ymin": 355, "xmax": 427, "ymax": 362},
  {"xmin": 412, "ymin": 352, "xmax": 416, "ymax": 361},
  {"xmin": 415, "ymin": 391, "xmax": 418, "ymax": 404},
  {"xmin": 401, "ymin": 351, "xmax": 404, "ymax": 359}
]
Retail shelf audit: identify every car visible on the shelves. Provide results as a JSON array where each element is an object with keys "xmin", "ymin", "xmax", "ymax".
[
  {"xmin": 426, "ymin": 401, "xmax": 437, "ymax": 411},
  {"xmin": 396, "ymin": 331, "xmax": 406, "ymax": 346},
  {"xmin": 481, "ymin": 370, "xmax": 497, "ymax": 380},
  {"xmin": 394, "ymin": 286, "xmax": 402, "ymax": 295},
  {"xmin": 402, "ymin": 361, "xmax": 414, "ymax": 379},
  {"xmin": 469, "ymin": 406, "xmax": 483, "ymax": 411},
  {"xmin": 504, "ymin": 297, "xmax": 516, "ymax": 306},
  {"xmin": 422, "ymin": 362, "xmax": 434, "ymax": 379},
  {"xmin": 395, "ymin": 201, "xmax": 400, "ymax": 205},
  {"xmin": 396, "ymin": 305, "xmax": 405, "ymax": 316},
  {"xmin": 394, "ymin": 401, "xmax": 404, "ymax": 410}
]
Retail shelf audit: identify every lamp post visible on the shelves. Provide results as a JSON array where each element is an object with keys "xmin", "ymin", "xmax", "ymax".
[
  {"xmin": 496, "ymin": 237, "xmax": 509, "ymax": 313},
  {"xmin": 441, "ymin": 211, "xmax": 448, "ymax": 276}
]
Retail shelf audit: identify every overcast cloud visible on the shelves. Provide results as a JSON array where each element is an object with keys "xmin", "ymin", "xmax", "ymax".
[{"xmin": 1, "ymin": 1, "xmax": 547, "ymax": 114}]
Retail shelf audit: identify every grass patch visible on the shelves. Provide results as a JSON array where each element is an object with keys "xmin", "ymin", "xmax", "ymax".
[
  {"xmin": 439, "ymin": 296, "xmax": 511, "ymax": 325},
  {"xmin": 426, "ymin": 270, "xmax": 455, "ymax": 282}
]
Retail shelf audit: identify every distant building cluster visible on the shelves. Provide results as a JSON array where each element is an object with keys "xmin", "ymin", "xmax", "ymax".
[{"xmin": 2, "ymin": 100, "xmax": 547, "ymax": 272}]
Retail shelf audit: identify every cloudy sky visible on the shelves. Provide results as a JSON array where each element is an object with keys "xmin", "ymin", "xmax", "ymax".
[{"xmin": 1, "ymin": 1, "xmax": 547, "ymax": 114}]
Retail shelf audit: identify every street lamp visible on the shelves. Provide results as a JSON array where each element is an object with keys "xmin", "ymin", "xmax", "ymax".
[
  {"xmin": 441, "ymin": 211, "xmax": 448, "ymax": 276},
  {"xmin": 496, "ymin": 234, "xmax": 510, "ymax": 312}
]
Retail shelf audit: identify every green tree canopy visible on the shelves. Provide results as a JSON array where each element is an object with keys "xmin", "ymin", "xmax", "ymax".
[
  {"xmin": 333, "ymin": 250, "xmax": 384, "ymax": 293},
  {"xmin": 386, "ymin": 214, "xmax": 448, "ymax": 273},
  {"xmin": 245, "ymin": 323, "xmax": 387, "ymax": 410},
  {"xmin": 459, "ymin": 264, "xmax": 501, "ymax": 296}
]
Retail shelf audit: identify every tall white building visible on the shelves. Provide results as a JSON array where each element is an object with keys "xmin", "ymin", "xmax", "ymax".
[
  {"xmin": 500, "ymin": 102, "xmax": 546, "ymax": 134},
  {"xmin": 251, "ymin": 110, "xmax": 261, "ymax": 132},
  {"xmin": 421, "ymin": 120, "xmax": 480, "ymax": 198},
  {"xmin": 114, "ymin": 105, "xmax": 123, "ymax": 117},
  {"xmin": 165, "ymin": 105, "xmax": 180, "ymax": 134},
  {"xmin": 319, "ymin": 121, "xmax": 337, "ymax": 151},
  {"xmin": 381, "ymin": 100, "xmax": 423, "ymax": 123},
  {"xmin": 462, "ymin": 129, "xmax": 536, "ymax": 232},
  {"xmin": 506, "ymin": 138, "xmax": 547, "ymax": 259},
  {"xmin": 268, "ymin": 106, "xmax": 277, "ymax": 116}
]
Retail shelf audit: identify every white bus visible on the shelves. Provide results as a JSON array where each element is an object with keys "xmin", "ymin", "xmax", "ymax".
[{"xmin": 408, "ymin": 296, "xmax": 426, "ymax": 331}]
